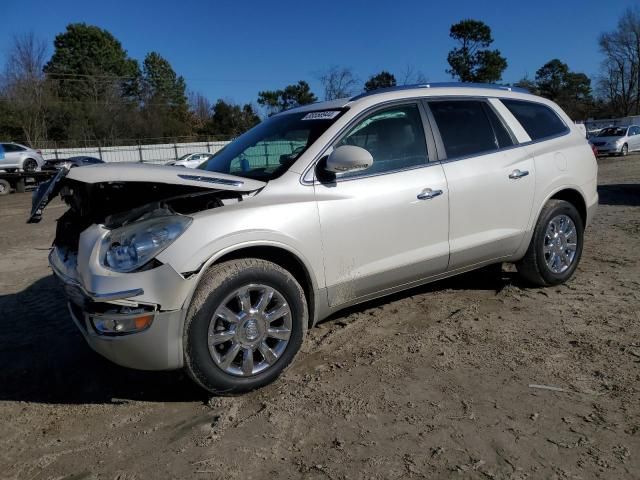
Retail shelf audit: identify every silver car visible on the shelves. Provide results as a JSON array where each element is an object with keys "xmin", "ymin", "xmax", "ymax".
[
  {"xmin": 589, "ymin": 125, "xmax": 640, "ymax": 156},
  {"xmin": 34, "ymin": 83, "xmax": 599, "ymax": 394},
  {"xmin": 166, "ymin": 152, "xmax": 213, "ymax": 168},
  {"xmin": 0, "ymin": 142, "xmax": 45, "ymax": 171}
]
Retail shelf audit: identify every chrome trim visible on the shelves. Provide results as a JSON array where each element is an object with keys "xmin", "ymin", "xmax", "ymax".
[
  {"xmin": 417, "ymin": 188, "xmax": 443, "ymax": 200},
  {"xmin": 509, "ymin": 169, "xmax": 529, "ymax": 179},
  {"xmin": 349, "ymin": 82, "xmax": 529, "ymax": 101},
  {"xmin": 178, "ymin": 174, "xmax": 244, "ymax": 187},
  {"xmin": 49, "ymin": 250, "xmax": 144, "ymax": 302}
]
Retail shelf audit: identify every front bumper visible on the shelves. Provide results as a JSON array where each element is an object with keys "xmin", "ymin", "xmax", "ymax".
[
  {"xmin": 67, "ymin": 301, "xmax": 185, "ymax": 370},
  {"xmin": 49, "ymin": 247, "xmax": 191, "ymax": 370},
  {"xmin": 592, "ymin": 145, "xmax": 621, "ymax": 155}
]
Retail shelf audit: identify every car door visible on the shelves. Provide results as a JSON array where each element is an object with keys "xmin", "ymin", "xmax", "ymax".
[
  {"xmin": 0, "ymin": 143, "xmax": 20, "ymax": 168},
  {"xmin": 313, "ymin": 102, "xmax": 450, "ymax": 307},
  {"xmin": 630, "ymin": 126, "xmax": 640, "ymax": 151},
  {"xmin": 426, "ymin": 99, "xmax": 536, "ymax": 269}
]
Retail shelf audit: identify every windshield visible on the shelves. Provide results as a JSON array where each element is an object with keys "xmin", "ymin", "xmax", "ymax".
[
  {"xmin": 598, "ymin": 127, "xmax": 627, "ymax": 137},
  {"xmin": 199, "ymin": 109, "xmax": 345, "ymax": 180},
  {"xmin": 177, "ymin": 154, "xmax": 191, "ymax": 161}
]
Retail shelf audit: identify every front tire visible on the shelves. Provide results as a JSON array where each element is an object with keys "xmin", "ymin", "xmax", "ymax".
[
  {"xmin": 516, "ymin": 200, "xmax": 584, "ymax": 287},
  {"xmin": 183, "ymin": 258, "xmax": 308, "ymax": 394}
]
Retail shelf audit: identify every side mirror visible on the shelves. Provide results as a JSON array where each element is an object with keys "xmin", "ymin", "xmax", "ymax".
[{"xmin": 325, "ymin": 145, "xmax": 373, "ymax": 174}]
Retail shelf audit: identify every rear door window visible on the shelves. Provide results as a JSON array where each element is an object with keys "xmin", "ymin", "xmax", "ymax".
[
  {"xmin": 501, "ymin": 99, "xmax": 568, "ymax": 141},
  {"xmin": 428, "ymin": 100, "xmax": 500, "ymax": 159}
]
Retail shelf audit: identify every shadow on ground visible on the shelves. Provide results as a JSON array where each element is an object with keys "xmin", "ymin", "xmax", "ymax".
[
  {"xmin": 0, "ymin": 275, "xmax": 205, "ymax": 405},
  {"xmin": 0, "ymin": 265, "xmax": 517, "ymax": 405},
  {"xmin": 598, "ymin": 183, "xmax": 640, "ymax": 207}
]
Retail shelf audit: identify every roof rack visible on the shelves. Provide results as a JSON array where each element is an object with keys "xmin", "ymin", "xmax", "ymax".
[{"xmin": 350, "ymin": 82, "xmax": 530, "ymax": 101}]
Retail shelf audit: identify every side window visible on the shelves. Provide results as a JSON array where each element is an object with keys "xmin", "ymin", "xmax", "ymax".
[
  {"xmin": 501, "ymin": 99, "xmax": 568, "ymax": 141},
  {"xmin": 2, "ymin": 144, "xmax": 17, "ymax": 153},
  {"xmin": 482, "ymin": 103, "xmax": 514, "ymax": 148},
  {"xmin": 428, "ymin": 100, "xmax": 499, "ymax": 158},
  {"xmin": 630, "ymin": 126, "xmax": 639, "ymax": 136},
  {"xmin": 336, "ymin": 104, "xmax": 428, "ymax": 178}
]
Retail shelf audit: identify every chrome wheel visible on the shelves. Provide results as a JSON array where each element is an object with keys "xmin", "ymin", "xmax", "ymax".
[
  {"xmin": 207, "ymin": 283, "xmax": 292, "ymax": 377},
  {"xmin": 543, "ymin": 214, "xmax": 578, "ymax": 274},
  {"xmin": 621, "ymin": 144, "xmax": 628, "ymax": 156}
]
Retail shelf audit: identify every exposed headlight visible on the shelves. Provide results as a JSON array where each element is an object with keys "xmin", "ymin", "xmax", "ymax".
[{"xmin": 101, "ymin": 216, "xmax": 192, "ymax": 272}]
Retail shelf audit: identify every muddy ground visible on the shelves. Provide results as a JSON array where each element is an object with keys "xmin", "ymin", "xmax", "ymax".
[{"xmin": 0, "ymin": 155, "xmax": 638, "ymax": 480}]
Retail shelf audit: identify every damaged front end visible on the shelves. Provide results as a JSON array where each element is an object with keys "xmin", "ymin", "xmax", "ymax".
[{"xmin": 31, "ymin": 163, "xmax": 264, "ymax": 370}]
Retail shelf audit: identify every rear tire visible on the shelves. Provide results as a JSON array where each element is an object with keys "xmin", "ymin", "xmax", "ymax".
[
  {"xmin": 620, "ymin": 144, "xmax": 628, "ymax": 157},
  {"xmin": 22, "ymin": 158, "xmax": 38, "ymax": 172},
  {"xmin": 516, "ymin": 200, "xmax": 584, "ymax": 287},
  {"xmin": 183, "ymin": 258, "xmax": 308, "ymax": 394}
]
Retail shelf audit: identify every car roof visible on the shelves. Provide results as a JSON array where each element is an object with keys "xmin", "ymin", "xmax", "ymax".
[{"xmin": 281, "ymin": 82, "xmax": 542, "ymax": 116}]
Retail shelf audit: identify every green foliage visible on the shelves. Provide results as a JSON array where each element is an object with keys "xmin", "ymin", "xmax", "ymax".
[
  {"xmin": 364, "ymin": 71, "xmax": 397, "ymax": 92},
  {"xmin": 446, "ymin": 19, "xmax": 507, "ymax": 83},
  {"xmin": 529, "ymin": 59, "xmax": 593, "ymax": 119},
  {"xmin": 202, "ymin": 100, "xmax": 260, "ymax": 137},
  {"xmin": 44, "ymin": 23, "xmax": 140, "ymax": 100},
  {"xmin": 257, "ymin": 81, "xmax": 317, "ymax": 115}
]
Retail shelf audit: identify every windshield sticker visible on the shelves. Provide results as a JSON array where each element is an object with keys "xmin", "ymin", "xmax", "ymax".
[{"xmin": 302, "ymin": 111, "xmax": 341, "ymax": 121}]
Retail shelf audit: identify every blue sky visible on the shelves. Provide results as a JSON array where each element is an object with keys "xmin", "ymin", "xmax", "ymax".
[{"xmin": 1, "ymin": 0, "xmax": 636, "ymax": 105}]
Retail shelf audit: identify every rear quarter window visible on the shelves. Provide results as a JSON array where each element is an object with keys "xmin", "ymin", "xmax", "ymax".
[{"xmin": 501, "ymin": 99, "xmax": 568, "ymax": 141}]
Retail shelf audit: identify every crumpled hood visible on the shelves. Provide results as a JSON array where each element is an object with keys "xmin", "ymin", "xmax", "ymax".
[
  {"xmin": 66, "ymin": 163, "xmax": 266, "ymax": 191},
  {"xmin": 28, "ymin": 163, "xmax": 265, "ymax": 224}
]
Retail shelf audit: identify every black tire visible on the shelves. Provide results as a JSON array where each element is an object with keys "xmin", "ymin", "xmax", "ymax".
[
  {"xmin": 516, "ymin": 200, "xmax": 584, "ymax": 287},
  {"xmin": 620, "ymin": 144, "xmax": 628, "ymax": 157},
  {"xmin": 22, "ymin": 158, "xmax": 38, "ymax": 172},
  {"xmin": 183, "ymin": 258, "xmax": 308, "ymax": 394},
  {"xmin": 0, "ymin": 179, "xmax": 10, "ymax": 196}
]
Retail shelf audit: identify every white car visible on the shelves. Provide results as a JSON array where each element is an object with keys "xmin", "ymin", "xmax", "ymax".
[
  {"xmin": 166, "ymin": 152, "xmax": 213, "ymax": 168},
  {"xmin": 0, "ymin": 142, "xmax": 45, "ymax": 172},
  {"xmin": 34, "ymin": 83, "xmax": 598, "ymax": 394},
  {"xmin": 589, "ymin": 125, "xmax": 640, "ymax": 156}
]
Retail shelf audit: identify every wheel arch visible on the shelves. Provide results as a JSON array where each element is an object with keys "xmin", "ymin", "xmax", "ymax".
[
  {"xmin": 548, "ymin": 188, "xmax": 587, "ymax": 227},
  {"xmin": 186, "ymin": 243, "xmax": 319, "ymax": 329}
]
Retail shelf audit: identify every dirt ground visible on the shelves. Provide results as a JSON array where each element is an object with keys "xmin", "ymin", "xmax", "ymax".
[{"xmin": 0, "ymin": 155, "xmax": 638, "ymax": 480}]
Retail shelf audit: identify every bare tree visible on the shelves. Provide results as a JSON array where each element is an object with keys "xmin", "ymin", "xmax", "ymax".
[
  {"xmin": 2, "ymin": 33, "xmax": 49, "ymax": 143},
  {"xmin": 597, "ymin": 7, "xmax": 640, "ymax": 116},
  {"xmin": 189, "ymin": 91, "xmax": 212, "ymax": 128},
  {"xmin": 318, "ymin": 66, "xmax": 359, "ymax": 100},
  {"xmin": 399, "ymin": 64, "xmax": 428, "ymax": 85},
  {"xmin": 1, "ymin": 33, "xmax": 49, "ymax": 146}
]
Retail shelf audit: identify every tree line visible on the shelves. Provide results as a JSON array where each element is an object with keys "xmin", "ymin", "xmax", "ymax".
[{"xmin": 1, "ymin": 7, "xmax": 639, "ymax": 148}]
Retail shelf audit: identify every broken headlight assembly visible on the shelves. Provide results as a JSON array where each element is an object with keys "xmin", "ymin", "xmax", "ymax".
[{"xmin": 100, "ymin": 215, "xmax": 192, "ymax": 273}]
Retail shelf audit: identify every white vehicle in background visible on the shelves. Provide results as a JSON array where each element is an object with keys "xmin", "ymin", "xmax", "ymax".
[
  {"xmin": 589, "ymin": 125, "xmax": 640, "ymax": 156},
  {"xmin": 0, "ymin": 142, "xmax": 45, "ymax": 172},
  {"xmin": 34, "ymin": 83, "xmax": 598, "ymax": 394},
  {"xmin": 166, "ymin": 152, "xmax": 213, "ymax": 168}
]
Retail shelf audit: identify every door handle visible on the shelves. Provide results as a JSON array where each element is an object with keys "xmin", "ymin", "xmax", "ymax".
[
  {"xmin": 509, "ymin": 169, "xmax": 529, "ymax": 179},
  {"xmin": 417, "ymin": 188, "xmax": 443, "ymax": 200}
]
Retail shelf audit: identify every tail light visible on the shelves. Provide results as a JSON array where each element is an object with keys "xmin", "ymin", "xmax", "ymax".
[
  {"xmin": 36, "ymin": 149, "xmax": 42, "ymax": 155},
  {"xmin": 591, "ymin": 144, "xmax": 598, "ymax": 157}
]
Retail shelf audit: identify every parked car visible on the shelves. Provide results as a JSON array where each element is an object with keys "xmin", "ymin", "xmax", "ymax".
[
  {"xmin": 588, "ymin": 125, "xmax": 640, "ymax": 156},
  {"xmin": 32, "ymin": 83, "xmax": 598, "ymax": 394},
  {"xmin": 0, "ymin": 142, "xmax": 45, "ymax": 172},
  {"xmin": 165, "ymin": 152, "xmax": 213, "ymax": 168},
  {"xmin": 43, "ymin": 156, "xmax": 105, "ymax": 171}
]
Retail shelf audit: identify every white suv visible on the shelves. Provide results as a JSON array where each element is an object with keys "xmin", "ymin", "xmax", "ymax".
[{"xmin": 34, "ymin": 83, "xmax": 598, "ymax": 394}]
